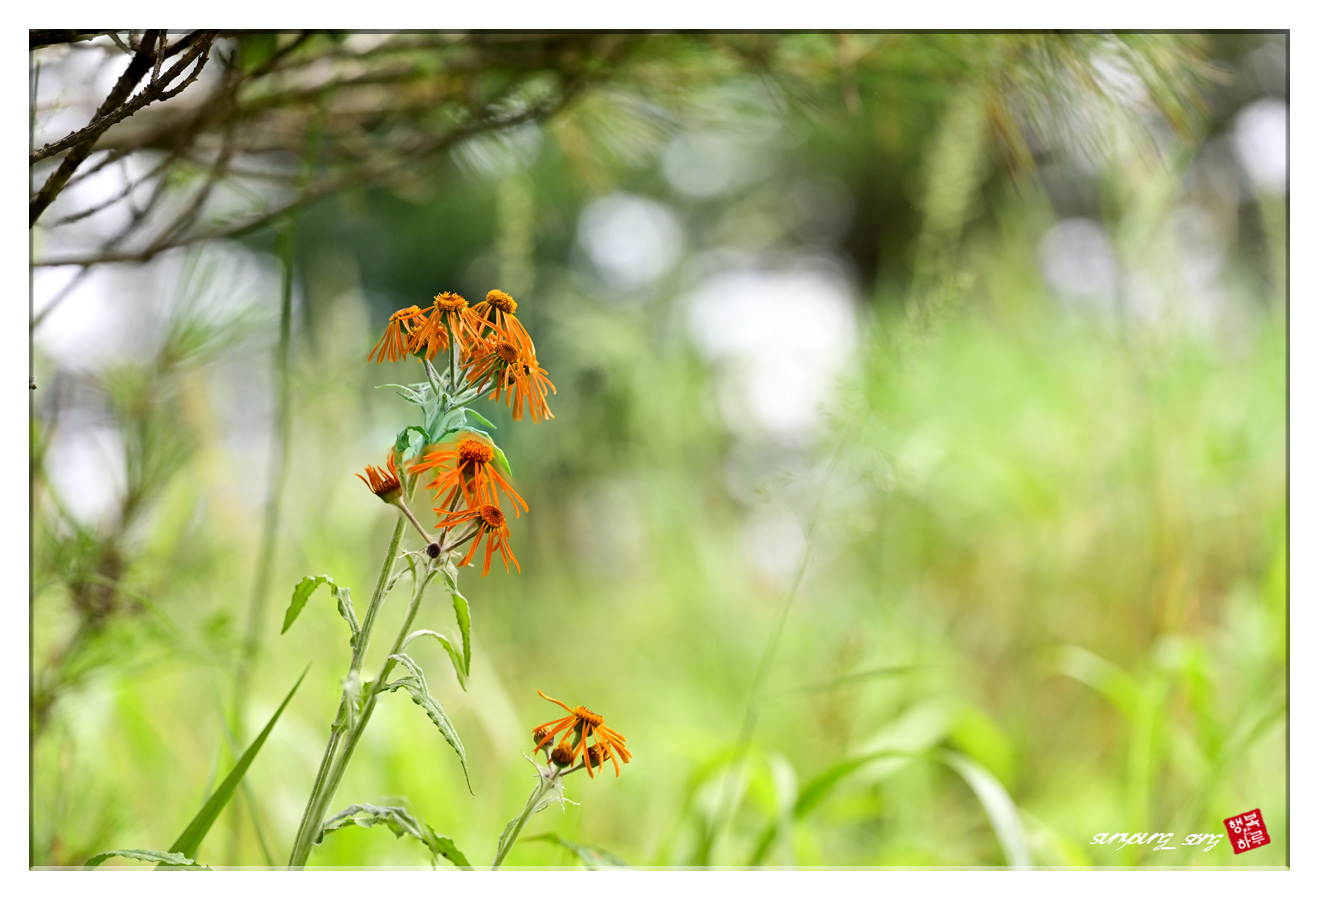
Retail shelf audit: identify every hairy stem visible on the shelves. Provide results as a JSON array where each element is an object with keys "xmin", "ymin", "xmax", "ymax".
[
  {"xmin": 287, "ymin": 543, "xmax": 435, "ymax": 869},
  {"xmin": 287, "ymin": 513, "xmax": 408, "ymax": 869},
  {"xmin": 491, "ymin": 776, "xmax": 556, "ymax": 870}
]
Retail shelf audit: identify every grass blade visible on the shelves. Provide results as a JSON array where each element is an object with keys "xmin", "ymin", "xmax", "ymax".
[
  {"xmin": 163, "ymin": 667, "xmax": 308, "ymax": 861},
  {"xmin": 938, "ymin": 750, "xmax": 1033, "ymax": 869}
]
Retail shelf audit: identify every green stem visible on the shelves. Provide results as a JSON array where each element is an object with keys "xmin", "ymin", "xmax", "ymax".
[
  {"xmin": 286, "ymin": 513, "xmax": 407, "ymax": 869},
  {"xmin": 287, "ymin": 543, "xmax": 434, "ymax": 869},
  {"xmin": 228, "ymin": 206, "xmax": 296, "ymax": 865},
  {"xmin": 448, "ymin": 322, "xmax": 459, "ymax": 397},
  {"xmin": 491, "ymin": 777, "xmax": 556, "ymax": 870}
]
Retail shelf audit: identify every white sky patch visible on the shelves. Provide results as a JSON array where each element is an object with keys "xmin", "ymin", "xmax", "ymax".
[
  {"xmin": 1232, "ymin": 99, "xmax": 1288, "ymax": 196},
  {"xmin": 685, "ymin": 263, "xmax": 858, "ymax": 441},
  {"xmin": 663, "ymin": 131, "xmax": 746, "ymax": 198},
  {"xmin": 577, "ymin": 192, "xmax": 682, "ymax": 291},
  {"xmin": 741, "ymin": 507, "xmax": 806, "ymax": 585},
  {"xmin": 1038, "ymin": 218, "xmax": 1118, "ymax": 314},
  {"xmin": 44, "ymin": 425, "xmax": 127, "ymax": 529}
]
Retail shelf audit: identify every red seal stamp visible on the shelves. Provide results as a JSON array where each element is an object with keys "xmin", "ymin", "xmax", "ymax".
[{"xmin": 1223, "ymin": 808, "xmax": 1270, "ymax": 854}]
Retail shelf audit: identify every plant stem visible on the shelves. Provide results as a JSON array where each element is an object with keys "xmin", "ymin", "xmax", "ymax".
[
  {"xmin": 448, "ymin": 322, "xmax": 459, "ymax": 396},
  {"xmin": 286, "ymin": 512, "xmax": 407, "ymax": 869},
  {"xmin": 228, "ymin": 203, "xmax": 296, "ymax": 865},
  {"xmin": 287, "ymin": 540, "xmax": 435, "ymax": 870},
  {"xmin": 490, "ymin": 776, "xmax": 557, "ymax": 870}
]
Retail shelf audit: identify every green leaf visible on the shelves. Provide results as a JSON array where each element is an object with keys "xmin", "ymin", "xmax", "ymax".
[
  {"xmin": 1047, "ymin": 645, "xmax": 1141, "ymax": 719},
  {"xmin": 281, "ymin": 575, "xmax": 358, "ymax": 647},
  {"xmin": 428, "ymin": 428, "xmax": 462, "ymax": 448},
  {"xmin": 794, "ymin": 750, "xmax": 908, "ymax": 818},
  {"xmin": 404, "ymin": 629, "xmax": 468, "ymax": 690},
  {"xmin": 463, "ymin": 408, "xmax": 498, "ymax": 431},
  {"xmin": 490, "ymin": 442, "xmax": 513, "ymax": 477},
  {"xmin": 525, "ymin": 833, "xmax": 629, "ymax": 869},
  {"xmin": 85, "ymin": 849, "xmax": 205, "ymax": 869},
  {"xmin": 377, "ymin": 383, "xmax": 428, "ymax": 405},
  {"xmin": 238, "ymin": 32, "xmax": 278, "ymax": 71},
  {"xmin": 452, "ymin": 590, "xmax": 471, "ymax": 678},
  {"xmin": 335, "ymin": 586, "xmax": 360, "ymax": 643},
  {"xmin": 938, "ymin": 750, "xmax": 1033, "ymax": 869},
  {"xmin": 394, "ymin": 425, "xmax": 429, "ymax": 464},
  {"xmin": 461, "ymin": 426, "xmax": 495, "ymax": 444},
  {"xmin": 162, "ymin": 668, "xmax": 307, "ymax": 862},
  {"xmin": 385, "ymin": 654, "xmax": 471, "ymax": 792},
  {"xmin": 316, "ymin": 803, "xmax": 472, "ymax": 870}
]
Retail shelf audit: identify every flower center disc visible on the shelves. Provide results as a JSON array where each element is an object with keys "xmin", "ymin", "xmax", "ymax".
[
  {"xmin": 434, "ymin": 292, "xmax": 468, "ymax": 312},
  {"xmin": 486, "ymin": 290, "xmax": 517, "ymax": 314},
  {"xmin": 574, "ymin": 707, "xmax": 604, "ymax": 727},
  {"xmin": 458, "ymin": 439, "xmax": 494, "ymax": 465}
]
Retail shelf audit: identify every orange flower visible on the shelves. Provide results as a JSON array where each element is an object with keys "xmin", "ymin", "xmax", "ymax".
[
  {"xmin": 408, "ymin": 292, "xmax": 490, "ymax": 360},
  {"xmin": 436, "ymin": 503, "xmax": 520, "ymax": 576},
  {"xmin": 356, "ymin": 450, "xmax": 402, "ymax": 502},
  {"xmin": 409, "ymin": 437, "xmax": 528, "ymax": 517},
  {"xmin": 464, "ymin": 337, "xmax": 557, "ymax": 423},
  {"xmin": 472, "ymin": 289, "xmax": 535, "ymax": 357},
  {"xmin": 367, "ymin": 306, "xmax": 427, "ymax": 363},
  {"xmin": 531, "ymin": 690, "xmax": 632, "ymax": 778}
]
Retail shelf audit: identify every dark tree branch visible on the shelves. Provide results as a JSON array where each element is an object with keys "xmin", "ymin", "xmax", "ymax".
[
  {"xmin": 30, "ymin": 31, "xmax": 214, "ymax": 166},
  {"xmin": 29, "ymin": 31, "xmax": 113, "ymax": 50},
  {"xmin": 29, "ymin": 30, "xmax": 163, "ymax": 226}
]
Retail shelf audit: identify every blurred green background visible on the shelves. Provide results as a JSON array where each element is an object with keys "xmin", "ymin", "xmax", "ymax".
[{"xmin": 30, "ymin": 32, "xmax": 1286, "ymax": 868}]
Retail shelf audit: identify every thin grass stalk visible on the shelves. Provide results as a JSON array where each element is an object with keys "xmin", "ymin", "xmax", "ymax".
[{"xmin": 225, "ymin": 212, "xmax": 296, "ymax": 864}]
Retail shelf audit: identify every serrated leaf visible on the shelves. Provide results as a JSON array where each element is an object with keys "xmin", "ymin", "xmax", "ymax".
[
  {"xmin": 525, "ymin": 833, "xmax": 629, "ymax": 869},
  {"xmin": 463, "ymin": 408, "xmax": 497, "ymax": 431},
  {"xmin": 336, "ymin": 587, "xmax": 359, "ymax": 643},
  {"xmin": 162, "ymin": 669, "xmax": 307, "ymax": 863},
  {"xmin": 282, "ymin": 575, "xmax": 358, "ymax": 647},
  {"xmin": 385, "ymin": 654, "xmax": 471, "ymax": 792},
  {"xmin": 85, "ymin": 848, "xmax": 204, "ymax": 869},
  {"xmin": 316, "ymin": 803, "xmax": 472, "ymax": 869},
  {"xmin": 377, "ymin": 383, "xmax": 428, "ymax": 405},
  {"xmin": 403, "ymin": 629, "xmax": 468, "ymax": 690},
  {"xmin": 394, "ymin": 425, "xmax": 429, "ymax": 464}
]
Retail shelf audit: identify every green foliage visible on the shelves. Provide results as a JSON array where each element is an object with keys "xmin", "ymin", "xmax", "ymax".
[
  {"xmin": 281, "ymin": 575, "xmax": 359, "ymax": 648},
  {"xmin": 384, "ymin": 654, "xmax": 471, "ymax": 792},
  {"xmin": 316, "ymin": 803, "xmax": 472, "ymax": 869},
  {"xmin": 32, "ymin": 32, "xmax": 1284, "ymax": 869},
  {"xmin": 394, "ymin": 425, "xmax": 430, "ymax": 464},
  {"xmin": 404, "ymin": 588, "xmax": 470, "ymax": 689},
  {"xmin": 525, "ymin": 833, "xmax": 629, "ymax": 869},
  {"xmin": 164, "ymin": 669, "xmax": 307, "ymax": 861},
  {"xmin": 938, "ymin": 751, "xmax": 1032, "ymax": 869},
  {"xmin": 85, "ymin": 849, "xmax": 207, "ymax": 870}
]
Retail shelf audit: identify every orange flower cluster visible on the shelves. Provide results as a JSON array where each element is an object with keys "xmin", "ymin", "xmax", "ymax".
[
  {"xmin": 532, "ymin": 690, "xmax": 632, "ymax": 778},
  {"xmin": 367, "ymin": 289, "xmax": 555, "ymax": 424},
  {"xmin": 409, "ymin": 435, "xmax": 525, "ymax": 576},
  {"xmin": 362, "ymin": 288, "xmax": 558, "ymax": 576}
]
